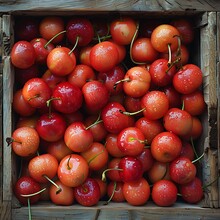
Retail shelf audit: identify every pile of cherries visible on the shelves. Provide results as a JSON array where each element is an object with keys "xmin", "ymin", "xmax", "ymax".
[{"xmin": 9, "ymin": 15, "xmax": 206, "ymax": 209}]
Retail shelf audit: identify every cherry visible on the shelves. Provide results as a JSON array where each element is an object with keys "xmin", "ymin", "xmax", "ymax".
[
  {"xmin": 90, "ymin": 41, "xmax": 119, "ymax": 72},
  {"xmin": 66, "ymin": 17, "xmax": 94, "ymax": 47},
  {"xmin": 118, "ymin": 156, "xmax": 143, "ymax": 183},
  {"xmin": 117, "ymin": 126, "xmax": 145, "ymax": 156},
  {"xmin": 105, "ymin": 158, "xmax": 123, "ymax": 182},
  {"xmin": 122, "ymin": 177, "xmax": 150, "ymax": 206},
  {"xmin": 51, "ymin": 81, "xmax": 83, "ymax": 114},
  {"xmin": 35, "ymin": 112, "xmax": 67, "ymax": 142},
  {"xmin": 151, "ymin": 131, "xmax": 182, "ymax": 163},
  {"xmin": 14, "ymin": 176, "xmax": 42, "ymax": 205},
  {"xmin": 136, "ymin": 148, "xmax": 154, "ymax": 172},
  {"xmin": 57, "ymin": 154, "xmax": 89, "ymax": 188},
  {"xmin": 107, "ymin": 181, "xmax": 125, "ymax": 203},
  {"xmin": 39, "ymin": 16, "xmax": 65, "ymax": 44},
  {"xmin": 152, "ymin": 179, "xmax": 178, "ymax": 207},
  {"xmin": 74, "ymin": 178, "xmax": 101, "ymax": 206},
  {"xmin": 169, "ymin": 156, "xmax": 197, "ymax": 185},
  {"xmin": 7, "ymin": 126, "xmax": 39, "ymax": 157},
  {"xmin": 11, "ymin": 41, "xmax": 36, "ymax": 69},
  {"xmin": 163, "ymin": 107, "xmax": 193, "ymax": 137}
]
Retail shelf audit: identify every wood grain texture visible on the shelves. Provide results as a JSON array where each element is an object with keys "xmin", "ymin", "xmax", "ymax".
[
  {"xmin": 0, "ymin": 201, "xmax": 12, "ymax": 220},
  {"xmin": 11, "ymin": 202, "xmax": 220, "ymax": 220},
  {"xmin": 0, "ymin": 0, "xmax": 220, "ymax": 13}
]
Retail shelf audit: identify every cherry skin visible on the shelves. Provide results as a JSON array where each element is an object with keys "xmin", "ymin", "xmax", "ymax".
[
  {"xmin": 57, "ymin": 154, "xmax": 89, "ymax": 188},
  {"xmin": 107, "ymin": 181, "xmax": 125, "ymax": 202},
  {"xmin": 106, "ymin": 157, "xmax": 123, "ymax": 182},
  {"xmin": 117, "ymin": 126, "xmax": 145, "ymax": 156},
  {"xmin": 28, "ymin": 153, "xmax": 58, "ymax": 183},
  {"xmin": 51, "ymin": 81, "xmax": 83, "ymax": 114},
  {"xmin": 110, "ymin": 17, "xmax": 137, "ymax": 45},
  {"xmin": 22, "ymin": 77, "xmax": 52, "ymax": 109},
  {"xmin": 122, "ymin": 177, "xmax": 150, "ymax": 206},
  {"xmin": 101, "ymin": 101, "xmax": 134, "ymax": 134},
  {"xmin": 131, "ymin": 37, "xmax": 159, "ymax": 63},
  {"xmin": 47, "ymin": 47, "xmax": 76, "ymax": 77},
  {"xmin": 180, "ymin": 141, "xmax": 195, "ymax": 161},
  {"xmin": 35, "ymin": 112, "xmax": 67, "ymax": 142},
  {"xmin": 148, "ymin": 161, "xmax": 170, "ymax": 184},
  {"xmin": 169, "ymin": 156, "xmax": 197, "ymax": 185},
  {"xmin": 121, "ymin": 66, "xmax": 151, "ymax": 98},
  {"xmin": 98, "ymin": 65, "xmax": 125, "ymax": 95},
  {"xmin": 152, "ymin": 179, "xmax": 178, "ymax": 207},
  {"xmin": 66, "ymin": 17, "xmax": 94, "ymax": 47},
  {"xmin": 68, "ymin": 64, "xmax": 96, "ymax": 89},
  {"xmin": 12, "ymin": 89, "xmax": 36, "ymax": 117},
  {"xmin": 136, "ymin": 148, "xmax": 154, "ymax": 172},
  {"xmin": 74, "ymin": 178, "xmax": 101, "ymax": 207},
  {"xmin": 124, "ymin": 96, "xmax": 143, "ymax": 118},
  {"xmin": 135, "ymin": 117, "xmax": 164, "ymax": 145},
  {"xmin": 8, "ymin": 126, "xmax": 39, "ymax": 157},
  {"xmin": 80, "ymin": 142, "xmax": 109, "ymax": 171},
  {"xmin": 15, "ymin": 17, "xmax": 40, "ymax": 41},
  {"xmin": 11, "ymin": 41, "xmax": 36, "ymax": 69},
  {"xmin": 141, "ymin": 90, "xmax": 169, "ymax": 120},
  {"xmin": 149, "ymin": 58, "xmax": 177, "ymax": 87},
  {"xmin": 79, "ymin": 46, "xmax": 92, "ymax": 66},
  {"xmin": 90, "ymin": 41, "xmax": 119, "ymax": 72},
  {"xmin": 119, "ymin": 156, "xmax": 143, "ymax": 183},
  {"xmin": 82, "ymin": 80, "xmax": 110, "ymax": 114},
  {"xmin": 14, "ymin": 176, "xmax": 41, "ymax": 206},
  {"xmin": 49, "ymin": 180, "xmax": 74, "ymax": 205},
  {"xmin": 64, "ymin": 121, "xmax": 93, "ymax": 153},
  {"xmin": 151, "ymin": 131, "xmax": 182, "ymax": 163},
  {"xmin": 163, "ymin": 107, "xmax": 193, "ymax": 137},
  {"xmin": 39, "ymin": 16, "xmax": 65, "ymax": 44},
  {"xmin": 30, "ymin": 37, "xmax": 55, "ymax": 65},
  {"xmin": 179, "ymin": 177, "xmax": 204, "ymax": 204},
  {"xmin": 151, "ymin": 24, "xmax": 180, "ymax": 53},
  {"xmin": 173, "ymin": 64, "xmax": 203, "ymax": 95}
]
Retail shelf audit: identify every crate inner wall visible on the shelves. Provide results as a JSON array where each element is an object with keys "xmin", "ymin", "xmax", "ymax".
[{"xmin": 1, "ymin": 10, "xmax": 219, "ymax": 220}]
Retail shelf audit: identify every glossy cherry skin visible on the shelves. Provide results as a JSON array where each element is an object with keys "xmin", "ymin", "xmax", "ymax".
[
  {"xmin": 22, "ymin": 77, "xmax": 52, "ymax": 109},
  {"xmin": 57, "ymin": 154, "xmax": 89, "ymax": 187},
  {"xmin": 64, "ymin": 121, "xmax": 93, "ymax": 153},
  {"xmin": 169, "ymin": 156, "xmax": 197, "ymax": 185},
  {"xmin": 52, "ymin": 82, "xmax": 83, "ymax": 114},
  {"xmin": 152, "ymin": 179, "xmax": 178, "ymax": 207},
  {"xmin": 118, "ymin": 156, "xmax": 143, "ymax": 183},
  {"xmin": 14, "ymin": 176, "xmax": 41, "ymax": 205},
  {"xmin": 74, "ymin": 178, "xmax": 101, "ymax": 207},
  {"xmin": 66, "ymin": 18, "xmax": 94, "ymax": 47},
  {"xmin": 11, "ymin": 41, "xmax": 36, "ymax": 69},
  {"xmin": 107, "ymin": 181, "xmax": 125, "ymax": 202},
  {"xmin": 117, "ymin": 126, "xmax": 145, "ymax": 156},
  {"xmin": 35, "ymin": 112, "xmax": 67, "ymax": 142}
]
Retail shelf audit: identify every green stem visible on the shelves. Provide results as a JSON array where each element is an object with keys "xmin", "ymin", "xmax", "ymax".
[
  {"xmin": 21, "ymin": 188, "xmax": 47, "ymax": 197},
  {"xmin": 44, "ymin": 30, "xmax": 67, "ymax": 48},
  {"xmin": 119, "ymin": 108, "xmax": 145, "ymax": 116},
  {"xmin": 69, "ymin": 36, "xmax": 79, "ymax": 55},
  {"xmin": 192, "ymin": 152, "xmax": 204, "ymax": 164},
  {"xmin": 88, "ymin": 150, "xmax": 104, "ymax": 165},
  {"xmin": 43, "ymin": 174, "xmax": 61, "ymax": 194},
  {"xmin": 27, "ymin": 198, "xmax": 32, "ymax": 220},
  {"xmin": 102, "ymin": 168, "xmax": 123, "ymax": 182},
  {"xmin": 104, "ymin": 181, "xmax": 117, "ymax": 205}
]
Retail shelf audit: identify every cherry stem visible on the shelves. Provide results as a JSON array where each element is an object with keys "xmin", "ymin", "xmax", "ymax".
[
  {"xmin": 44, "ymin": 30, "xmax": 67, "ymax": 48},
  {"xmin": 165, "ymin": 57, "xmax": 181, "ymax": 73},
  {"xmin": 192, "ymin": 152, "xmax": 204, "ymax": 164},
  {"xmin": 20, "ymin": 188, "xmax": 47, "ymax": 197},
  {"xmin": 46, "ymin": 97, "xmax": 61, "ymax": 118},
  {"xmin": 27, "ymin": 94, "xmax": 40, "ymax": 102},
  {"xmin": 27, "ymin": 198, "xmax": 32, "ymax": 220},
  {"xmin": 69, "ymin": 36, "xmax": 79, "ymax": 55},
  {"xmin": 161, "ymin": 163, "xmax": 169, "ymax": 180},
  {"xmin": 67, "ymin": 154, "xmax": 72, "ymax": 170},
  {"xmin": 119, "ymin": 108, "xmax": 145, "ymax": 116},
  {"xmin": 102, "ymin": 168, "xmax": 123, "ymax": 182},
  {"xmin": 181, "ymin": 100, "xmax": 185, "ymax": 111},
  {"xmin": 174, "ymin": 35, "xmax": 182, "ymax": 58},
  {"xmin": 202, "ymin": 176, "xmax": 220, "ymax": 190},
  {"xmin": 167, "ymin": 43, "xmax": 172, "ymax": 66},
  {"xmin": 129, "ymin": 137, "xmax": 147, "ymax": 145},
  {"xmin": 88, "ymin": 150, "xmax": 104, "ymax": 165},
  {"xmin": 113, "ymin": 78, "xmax": 131, "ymax": 90},
  {"xmin": 104, "ymin": 181, "xmax": 117, "ymax": 205},
  {"xmin": 129, "ymin": 22, "xmax": 146, "ymax": 65},
  {"xmin": 190, "ymin": 137, "xmax": 199, "ymax": 160},
  {"xmin": 86, "ymin": 113, "xmax": 103, "ymax": 130},
  {"xmin": 144, "ymin": 145, "xmax": 151, "ymax": 149},
  {"xmin": 6, "ymin": 137, "xmax": 21, "ymax": 146},
  {"xmin": 43, "ymin": 174, "xmax": 61, "ymax": 194}
]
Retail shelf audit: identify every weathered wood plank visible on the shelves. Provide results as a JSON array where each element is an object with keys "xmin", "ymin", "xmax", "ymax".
[
  {"xmin": 11, "ymin": 202, "xmax": 220, "ymax": 220},
  {"xmin": 0, "ymin": 201, "xmax": 12, "ymax": 220},
  {"xmin": 200, "ymin": 12, "xmax": 219, "ymax": 208},
  {"xmin": 0, "ymin": 0, "xmax": 220, "ymax": 13}
]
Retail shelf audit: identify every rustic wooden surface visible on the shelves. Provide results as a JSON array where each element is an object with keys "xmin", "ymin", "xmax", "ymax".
[
  {"xmin": 11, "ymin": 202, "xmax": 220, "ymax": 220},
  {"xmin": 0, "ymin": 0, "xmax": 220, "ymax": 13}
]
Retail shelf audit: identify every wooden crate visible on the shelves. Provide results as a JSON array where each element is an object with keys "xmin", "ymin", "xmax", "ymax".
[{"xmin": 1, "ymin": 1, "xmax": 220, "ymax": 219}]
